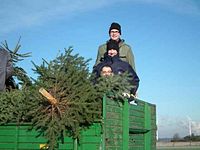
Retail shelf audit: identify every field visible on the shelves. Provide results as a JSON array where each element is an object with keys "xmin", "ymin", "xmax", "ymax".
[
  {"xmin": 157, "ymin": 147, "xmax": 200, "ymax": 150},
  {"xmin": 157, "ymin": 141, "xmax": 200, "ymax": 150}
]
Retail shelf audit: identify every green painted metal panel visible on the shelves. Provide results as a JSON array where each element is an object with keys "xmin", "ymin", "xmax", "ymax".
[
  {"xmin": 104, "ymin": 97, "xmax": 124, "ymax": 150},
  {"xmin": 0, "ymin": 124, "xmax": 102, "ymax": 150},
  {"xmin": 122, "ymin": 99, "xmax": 129, "ymax": 150},
  {"xmin": 129, "ymin": 98, "xmax": 156, "ymax": 150},
  {"xmin": 144, "ymin": 103, "xmax": 151, "ymax": 150}
]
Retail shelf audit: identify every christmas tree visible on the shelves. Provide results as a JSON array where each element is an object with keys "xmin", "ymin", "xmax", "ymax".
[
  {"xmin": 27, "ymin": 47, "xmax": 101, "ymax": 149},
  {"xmin": 94, "ymin": 72, "xmax": 134, "ymax": 103}
]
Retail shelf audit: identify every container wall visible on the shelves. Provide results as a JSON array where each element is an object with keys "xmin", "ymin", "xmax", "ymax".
[
  {"xmin": 103, "ymin": 98, "xmax": 124, "ymax": 150},
  {"xmin": 0, "ymin": 123, "xmax": 102, "ymax": 150},
  {"xmin": 129, "ymin": 99, "xmax": 156, "ymax": 150},
  {"xmin": 0, "ymin": 124, "xmax": 73, "ymax": 150},
  {"xmin": 78, "ymin": 123, "xmax": 102, "ymax": 150}
]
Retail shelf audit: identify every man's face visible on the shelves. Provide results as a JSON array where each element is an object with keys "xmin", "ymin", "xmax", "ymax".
[
  {"xmin": 108, "ymin": 49, "xmax": 118, "ymax": 57},
  {"xmin": 109, "ymin": 29, "xmax": 120, "ymax": 41},
  {"xmin": 101, "ymin": 66, "xmax": 113, "ymax": 77}
]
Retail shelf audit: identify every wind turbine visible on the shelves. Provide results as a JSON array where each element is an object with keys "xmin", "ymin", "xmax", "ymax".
[{"xmin": 187, "ymin": 116, "xmax": 192, "ymax": 136}]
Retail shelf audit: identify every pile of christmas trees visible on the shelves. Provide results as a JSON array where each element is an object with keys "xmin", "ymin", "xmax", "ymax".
[{"xmin": 0, "ymin": 41, "xmax": 132, "ymax": 150}]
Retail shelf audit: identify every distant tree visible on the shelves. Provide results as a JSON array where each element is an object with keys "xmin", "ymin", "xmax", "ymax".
[
  {"xmin": 184, "ymin": 133, "xmax": 200, "ymax": 141},
  {"xmin": 171, "ymin": 133, "xmax": 181, "ymax": 142}
]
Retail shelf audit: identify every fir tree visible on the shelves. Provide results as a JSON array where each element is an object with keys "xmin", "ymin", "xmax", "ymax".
[
  {"xmin": 93, "ymin": 72, "xmax": 134, "ymax": 103},
  {"xmin": 27, "ymin": 47, "xmax": 101, "ymax": 149},
  {"xmin": 0, "ymin": 89, "xmax": 29, "ymax": 124}
]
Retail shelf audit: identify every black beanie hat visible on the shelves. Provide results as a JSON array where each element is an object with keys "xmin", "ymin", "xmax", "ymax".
[
  {"xmin": 107, "ymin": 40, "xmax": 119, "ymax": 52},
  {"xmin": 109, "ymin": 22, "xmax": 121, "ymax": 34}
]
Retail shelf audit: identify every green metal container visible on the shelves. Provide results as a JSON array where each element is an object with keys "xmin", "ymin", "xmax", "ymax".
[{"xmin": 0, "ymin": 97, "xmax": 156, "ymax": 150}]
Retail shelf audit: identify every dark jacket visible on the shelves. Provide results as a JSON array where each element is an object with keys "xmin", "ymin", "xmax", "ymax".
[
  {"xmin": 93, "ymin": 54, "xmax": 139, "ymax": 95},
  {"xmin": 0, "ymin": 49, "xmax": 14, "ymax": 91}
]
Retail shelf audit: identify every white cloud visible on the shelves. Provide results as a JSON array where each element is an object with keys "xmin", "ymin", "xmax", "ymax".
[
  {"xmin": 191, "ymin": 122, "xmax": 200, "ymax": 135},
  {"xmin": 0, "ymin": 0, "xmax": 199, "ymax": 35},
  {"xmin": 158, "ymin": 115, "xmax": 200, "ymax": 137},
  {"xmin": 0, "ymin": 0, "xmax": 116, "ymax": 34}
]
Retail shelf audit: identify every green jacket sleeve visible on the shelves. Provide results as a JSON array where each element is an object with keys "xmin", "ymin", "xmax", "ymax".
[
  {"xmin": 95, "ymin": 44, "xmax": 106, "ymax": 66},
  {"xmin": 119, "ymin": 42, "xmax": 136, "ymax": 71},
  {"xmin": 126, "ymin": 46, "xmax": 136, "ymax": 71}
]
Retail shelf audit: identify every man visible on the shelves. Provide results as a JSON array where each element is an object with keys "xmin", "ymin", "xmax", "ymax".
[
  {"xmin": 95, "ymin": 22, "xmax": 136, "ymax": 71},
  {"xmin": 100, "ymin": 65, "xmax": 113, "ymax": 77},
  {"xmin": 0, "ymin": 48, "xmax": 14, "ymax": 91},
  {"xmin": 93, "ymin": 40, "xmax": 139, "ymax": 95}
]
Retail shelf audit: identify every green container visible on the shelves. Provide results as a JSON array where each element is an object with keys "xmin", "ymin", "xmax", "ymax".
[{"xmin": 0, "ymin": 97, "xmax": 156, "ymax": 150}]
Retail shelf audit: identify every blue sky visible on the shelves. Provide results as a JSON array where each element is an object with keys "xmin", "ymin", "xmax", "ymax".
[{"xmin": 1, "ymin": 0, "xmax": 200, "ymax": 138}]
